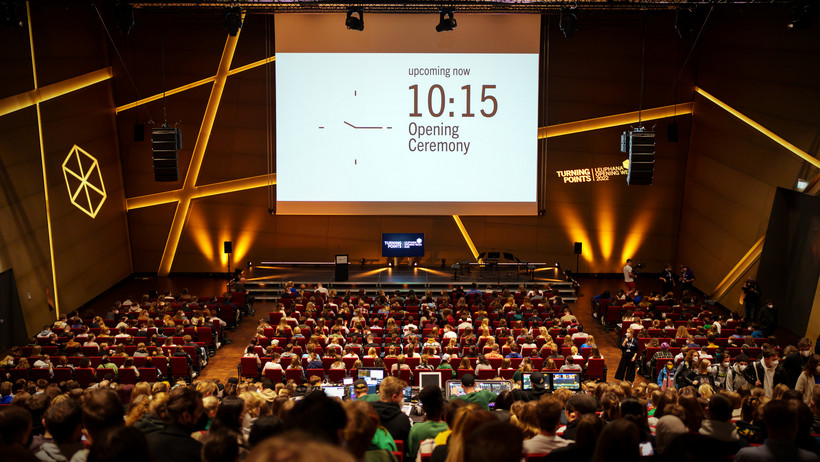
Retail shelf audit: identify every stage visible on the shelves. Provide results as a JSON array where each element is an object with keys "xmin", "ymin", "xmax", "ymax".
[{"xmin": 242, "ymin": 263, "xmax": 576, "ymax": 301}]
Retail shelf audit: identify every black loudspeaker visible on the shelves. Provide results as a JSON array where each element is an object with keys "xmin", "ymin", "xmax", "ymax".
[
  {"xmin": 152, "ymin": 127, "xmax": 181, "ymax": 182},
  {"xmin": 574, "ymin": 242, "xmax": 582, "ymax": 255},
  {"xmin": 223, "ymin": 241, "xmax": 233, "ymax": 254},
  {"xmin": 625, "ymin": 130, "xmax": 655, "ymax": 185},
  {"xmin": 134, "ymin": 124, "xmax": 144, "ymax": 142},
  {"xmin": 667, "ymin": 122, "xmax": 679, "ymax": 143}
]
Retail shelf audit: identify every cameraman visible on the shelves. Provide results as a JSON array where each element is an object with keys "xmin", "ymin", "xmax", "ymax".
[{"xmin": 623, "ymin": 259, "xmax": 636, "ymax": 295}]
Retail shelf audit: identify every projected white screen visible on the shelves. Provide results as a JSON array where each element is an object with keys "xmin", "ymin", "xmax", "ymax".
[{"xmin": 275, "ymin": 15, "xmax": 540, "ymax": 215}]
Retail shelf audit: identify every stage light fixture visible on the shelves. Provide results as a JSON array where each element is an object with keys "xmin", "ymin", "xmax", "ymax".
[
  {"xmin": 360, "ymin": 258, "xmax": 366, "ymax": 268},
  {"xmin": 247, "ymin": 261, "xmax": 253, "ymax": 269},
  {"xmin": 0, "ymin": 2, "xmax": 22, "ymax": 27},
  {"xmin": 559, "ymin": 8, "xmax": 577, "ymax": 38},
  {"xmin": 441, "ymin": 258, "xmax": 446, "ymax": 268},
  {"xmin": 436, "ymin": 8, "xmax": 457, "ymax": 32},
  {"xmin": 345, "ymin": 7, "xmax": 364, "ymax": 31},
  {"xmin": 797, "ymin": 178, "xmax": 809, "ymax": 192},
  {"xmin": 787, "ymin": 1, "xmax": 811, "ymax": 31},
  {"xmin": 413, "ymin": 261, "xmax": 419, "ymax": 267},
  {"xmin": 224, "ymin": 7, "xmax": 242, "ymax": 36},
  {"xmin": 388, "ymin": 260, "xmax": 394, "ymax": 267},
  {"xmin": 114, "ymin": 1, "xmax": 134, "ymax": 36},
  {"xmin": 674, "ymin": 8, "xmax": 694, "ymax": 39}
]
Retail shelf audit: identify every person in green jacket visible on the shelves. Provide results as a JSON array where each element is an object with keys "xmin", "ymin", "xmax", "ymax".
[
  {"xmin": 353, "ymin": 378, "xmax": 380, "ymax": 402},
  {"xmin": 453, "ymin": 374, "xmax": 497, "ymax": 410},
  {"xmin": 436, "ymin": 355, "xmax": 456, "ymax": 379},
  {"xmin": 408, "ymin": 385, "xmax": 448, "ymax": 461}
]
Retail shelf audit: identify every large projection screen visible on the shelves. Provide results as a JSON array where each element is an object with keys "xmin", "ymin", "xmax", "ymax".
[{"xmin": 275, "ymin": 14, "xmax": 540, "ymax": 215}]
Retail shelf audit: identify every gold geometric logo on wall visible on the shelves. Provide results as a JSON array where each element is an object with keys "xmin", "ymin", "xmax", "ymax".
[{"xmin": 62, "ymin": 145, "xmax": 106, "ymax": 219}]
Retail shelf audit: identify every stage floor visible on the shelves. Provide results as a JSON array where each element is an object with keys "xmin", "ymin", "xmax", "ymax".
[{"xmin": 244, "ymin": 264, "xmax": 567, "ymax": 288}]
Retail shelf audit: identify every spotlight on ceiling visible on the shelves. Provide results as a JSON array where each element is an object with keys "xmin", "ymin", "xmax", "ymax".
[
  {"xmin": 559, "ymin": 8, "xmax": 578, "ymax": 38},
  {"xmin": 674, "ymin": 8, "xmax": 695, "ymax": 39},
  {"xmin": 787, "ymin": 1, "xmax": 811, "ymax": 31},
  {"xmin": 797, "ymin": 178, "xmax": 809, "ymax": 192},
  {"xmin": 345, "ymin": 6, "xmax": 364, "ymax": 31},
  {"xmin": 224, "ymin": 7, "xmax": 242, "ymax": 36},
  {"xmin": 387, "ymin": 260, "xmax": 394, "ymax": 267},
  {"xmin": 413, "ymin": 260, "xmax": 419, "ymax": 267},
  {"xmin": 436, "ymin": 8, "xmax": 457, "ymax": 32},
  {"xmin": 114, "ymin": 1, "xmax": 134, "ymax": 36}
]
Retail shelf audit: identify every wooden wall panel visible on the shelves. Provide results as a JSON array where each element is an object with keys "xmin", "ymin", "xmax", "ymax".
[
  {"xmin": 676, "ymin": 6, "xmax": 820, "ymax": 309},
  {"xmin": 0, "ymin": 2, "xmax": 132, "ymax": 335}
]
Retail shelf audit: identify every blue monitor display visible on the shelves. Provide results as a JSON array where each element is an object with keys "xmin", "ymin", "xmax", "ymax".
[{"xmin": 382, "ymin": 233, "xmax": 425, "ymax": 257}]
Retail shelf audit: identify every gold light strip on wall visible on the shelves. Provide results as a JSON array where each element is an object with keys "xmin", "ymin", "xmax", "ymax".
[
  {"xmin": 452, "ymin": 215, "xmax": 479, "ymax": 260},
  {"xmin": 0, "ymin": 67, "xmax": 113, "ymax": 118},
  {"xmin": 126, "ymin": 174, "xmax": 277, "ymax": 210},
  {"xmin": 158, "ymin": 24, "xmax": 243, "ymax": 277},
  {"xmin": 115, "ymin": 56, "xmax": 275, "ymax": 114},
  {"xmin": 708, "ymin": 235, "xmax": 765, "ymax": 301},
  {"xmin": 695, "ymin": 87, "xmax": 820, "ymax": 169},
  {"xmin": 193, "ymin": 173, "xmax": 275, "ymax": 199},
  {"xmin": 539, "ymin": 102, "xmax": 694, "ymax": 139},
  {"xmin": 26, "ymin": 1, "xmax": 59, "ymax": 317}
]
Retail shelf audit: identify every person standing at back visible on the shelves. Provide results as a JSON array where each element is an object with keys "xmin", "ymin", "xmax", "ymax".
[{"xmin": 623, "ymin": 259, "xmax": 636, "ymax": 295}]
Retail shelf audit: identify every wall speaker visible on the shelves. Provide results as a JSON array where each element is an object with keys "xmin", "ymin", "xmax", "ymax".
[
  {"xmin": 151, "ymin": 127, "xmax": 181, "ymax": 182},
  {"xmin": 223, "ymin": 241, "xmax": 233, "ymax": 254},
  {"xmin": 134, "ymin": 124, "xmax": 144, "ymax": 142},
  {"xmin": 574, "ymin": 242, "xmax": 582, "ymax": 255},
  {"xmin": 667, "ymin": 122, "xmax": 678, "ymax": 143},
  {"xmin": 623, "ymin": 130, "xmax": 655, "ymax": 185}
]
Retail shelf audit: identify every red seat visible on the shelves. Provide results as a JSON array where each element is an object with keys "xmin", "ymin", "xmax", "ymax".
[
  {"xmin": 151, "ymin": 357, "xmax": 168, "ymax": 376},
  {"xmin": 477, "ymin": 369, "xmax": 496, "ymax": 380},
  {"xmin": 170, "ymin": 356, "xmax": 190, "ymax": 381},
  {"xmin": 75, "ymin": 368, "xmax": 95, "ymax": 388},
  {"xmin": 264, "ymin": 369, "xmax": 284, "ymax": 383},
  {"xmin": 8, "ymin": 369, "xmax": 28, "ymax": 381},
  {"xmin": 327, "ymin": 369, "xmax": 346, "ymax": 383},
  {"xmin": 499, "ymin": 369, "xmax": 515, "ymax": 380},
  {"xmin": 138, "ymin": 367, "xmax": 158, "ymax": 383},
  {"xmin": 240, "ymin": 357, "xmax": 259, "ymax": 379},
  {"xmin": 30, "ymin": 368, "xmax": 51, "ymax": 381},
  {"xmin": 285, "ymin": 368, "xmax": 303, "ymax": 384},
  {"xmin": 525, "ymin": 454, "xmax": 549, "ymax": 462},
  {"xmin": 586, "ymin": 358, "xmax": 606, "ymax": 381},
  {"xmin": 456, "ymin": 369, "xmax": 472, "ymax": 380},
  {"xmin": 306, "ymin": 368, "xmax": 325, "ymax": 381},
  {"xmin": 53, "ymin": 368, "xmax": 73, "ymax": 382},
  {"xmin": 119, "ymin": 368, "xmax": 137, "ymax": 385},
  {"xmin": 96, "ymin": 368, "xmax": 115, "ymax": 382}
]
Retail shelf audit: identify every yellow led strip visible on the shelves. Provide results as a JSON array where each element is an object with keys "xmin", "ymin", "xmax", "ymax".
[
  {"xmin": 157, "ymin": 22, "xmax": 243, "ymax": 277},
  {"xmin": 708, "ymin": 235, "xmax": 765, "ymax": 302},
  {"xmin": 696, "ymin": 87, "xmax": 820, "ymax": 169},
  {"xmin": 126, "ymin": 174, "xmax": 276, "ymax": 210},
  {"xmin": 115, "ymin": 56, "xmax": 275, "ymax": 114},
  {"xmin": 0, "ymin": 67, "xmax": 112, "ymax": 118},
  {"xmin": 452, "ymin": 215, "xmax": 479, "ymax": 260},
  {"xmin": 539, "ymin": 102, "xmax": 693, "ymax": 139},
  {"xmin": 26, "ymin": 1, "xmax": 59, "ymax": 317}
]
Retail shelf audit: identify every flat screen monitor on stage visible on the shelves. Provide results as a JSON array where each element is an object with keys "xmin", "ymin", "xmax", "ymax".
[
  {"xmin": 382, "ymin": 233, "xmax": 424, "ymax": 257},
  {"xmin": 275, "ymin": 14, "xmax": 540, "ymax": 215}
]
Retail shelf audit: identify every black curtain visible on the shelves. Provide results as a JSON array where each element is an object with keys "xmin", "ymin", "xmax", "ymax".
[
  {"xmin": 0, "ymin": 269, "xmax": 30, "ymax": 352},
  {"xmin": 757, "ymin": 188, "xmax": 820, "ymax": 336}
]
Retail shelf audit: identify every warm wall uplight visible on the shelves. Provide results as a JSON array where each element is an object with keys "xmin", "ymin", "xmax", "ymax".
[{"xmin": 557, "ymin": 205, "xmax": 593, "ymax": 262}]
